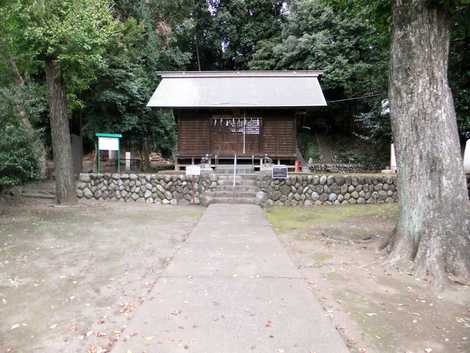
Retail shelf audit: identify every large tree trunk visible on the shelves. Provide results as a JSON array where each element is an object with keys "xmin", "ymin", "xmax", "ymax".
[
  {"xmin": 45, "ymin": 58, "xmax": 77, "ymax": 204},
  {"xmin": 388, "ymin": 1, "xmax": 470, "ymax": 289}
]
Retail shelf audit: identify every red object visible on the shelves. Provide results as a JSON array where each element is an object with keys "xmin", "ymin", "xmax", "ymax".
[{"xmin": 295, "ymin": 160, "xmax": 301, "ymax": 173}]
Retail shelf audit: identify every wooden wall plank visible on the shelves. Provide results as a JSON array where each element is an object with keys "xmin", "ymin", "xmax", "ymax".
[{"xmin": 175, "ymin": 109, "xmax": 297, "ymax": 158}]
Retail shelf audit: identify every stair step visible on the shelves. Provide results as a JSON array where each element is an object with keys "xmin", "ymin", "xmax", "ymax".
[
  {"xmin": 218, "ymin": 182, "xmax": 258, "ymax": 186},
  {"xmin": 217, "ymin": 175, "xmax": 258, "ymax": 181},
  {"xmin": 21, "ymin": 192, "xmax": 55, "ymax": 200},
  {"xmin": 209, "ymin": 197, "xmax": 258, "ymax": 205},
  {"xmin": 205, "ymin": 191, "xmax": 257, "ymax": 198},
  {"xmin": 216, "ymin": 185, "xmax": 259, "ymax": 192}
]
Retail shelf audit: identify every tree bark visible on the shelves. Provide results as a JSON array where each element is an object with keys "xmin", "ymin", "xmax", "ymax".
[
  {"xmin": 388, "ymin": 1, "xmax": 470, "ymax": 289},
  {"xmin": 141, "ymin": 137, "xmax": 151, "ymax": 172},
  {"xmin": 45, "ymin": 58, "xmax": 77, "ymax": 204}
]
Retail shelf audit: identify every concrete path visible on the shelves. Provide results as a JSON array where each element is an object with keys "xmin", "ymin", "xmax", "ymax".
[{"xmin": 112, "ymin": 204, "xmax": 349, "ymax": 353}]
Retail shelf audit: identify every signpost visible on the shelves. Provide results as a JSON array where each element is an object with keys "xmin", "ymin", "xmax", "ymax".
[
  {"xmin": 272, "ymin": 165, "xmax": 288, "ymax": 180},
  {"xmin": 96, "ymin": 133, "xmax": 122, "ymax": 173}
]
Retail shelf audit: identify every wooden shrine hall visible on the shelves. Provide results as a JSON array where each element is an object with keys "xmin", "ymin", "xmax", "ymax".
[{"xmin": 147, "ymin": 71, "xmax": 327, "ymax": 171}]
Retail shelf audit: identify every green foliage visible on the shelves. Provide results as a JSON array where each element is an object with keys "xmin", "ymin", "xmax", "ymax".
[
  {"xmin": 0, "ymin": 123, "xmax": 40, "ymax": 188},
  {"xmin": 1, "ymin": 0, "xmax": 120, "ymax": 109},
  {"xmin": 297, "ymin": 132, "xmax": 320, "ymax": 161},
  {"xmin": 0, "ymin": 81, "xmax": 46, "ymax": 187},
  {"xmin": 250, "ymin": 0, "xmax": 387, "ymax": 97},
  {"xmin": 322, "ymin": 0, "xmax": 470, "ymax": 139},
  {"xmin": 81, "ymin": 1, "xmax": 187, "ymax": 157},
  {"xmin": 449, "ymin": 7, "xmax": 470, "ymax": 137},
  {"xmin": 0, "ymin": 83, "xmax": 47, "ymax": 126},
  {"xmin": 213, "ymin": 0, "xmax": 285, "ymax": 69},
  {"xmin": 1, "ymin": 0, "xmax": 469, "ymax": 172}
]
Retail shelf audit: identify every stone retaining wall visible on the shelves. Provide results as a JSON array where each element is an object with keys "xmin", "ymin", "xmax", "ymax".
[
  {"xmin": 76, "ymin": 173, "xmax": 219, "ymax": 205},
  {"xmin": 308, "ymin": 163, "xmax": 381, "ymax": 173},
  {"xmin": 257, "ymin": 174, "xmax": 398, "ymax": 207},
  {"xmin": 76, "ymin": 172, "xmax": 398, "ymax": 207}
]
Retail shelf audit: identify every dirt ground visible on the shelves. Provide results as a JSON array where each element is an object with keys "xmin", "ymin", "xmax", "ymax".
[
  {"xmin": 0, "ymin": 199, "xmax": 203, "ymax": 353},
  {"xmin": 2, "ymin": 199, "xmax": 469, "ymax": 353},
  {"xmin": 266, "ymin": 205, "xmax": 470, "ymax": 353}
]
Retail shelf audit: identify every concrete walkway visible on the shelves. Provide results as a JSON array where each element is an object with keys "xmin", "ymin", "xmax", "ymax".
[{"xmin": 112, "ymin": 204, "xmax": 349, "ymax": 353}]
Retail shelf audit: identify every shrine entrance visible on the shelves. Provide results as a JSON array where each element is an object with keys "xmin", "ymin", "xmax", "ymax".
[{"xmin": 209, "ymin": 116, "xmax": 262, "ymax": 156}]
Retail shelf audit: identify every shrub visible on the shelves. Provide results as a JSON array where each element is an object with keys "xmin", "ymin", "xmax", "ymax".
[{"xmin": 0, "ymin": 124, "xmax": 40, "ymax": 189}]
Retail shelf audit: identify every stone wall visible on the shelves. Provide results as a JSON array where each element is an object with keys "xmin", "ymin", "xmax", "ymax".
[
  {"xmin": 76, "ymin": 173, "xmax": 219, "ymax": 205},
  {"xmin": 257, "ymin": 174, "xmax": 398, "ymax": 207},
  {"xmin": 76, "ymin": 172, "xmax": 399, "ymax": 208},
  {"xmin": 308, "ymin": 163, "xmax": 381, "ymax": 173}
]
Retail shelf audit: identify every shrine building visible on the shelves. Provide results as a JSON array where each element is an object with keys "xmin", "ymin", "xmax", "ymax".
[{"xmin": 147, "ymin": 71, "xmax": 327, "ymax": 171}]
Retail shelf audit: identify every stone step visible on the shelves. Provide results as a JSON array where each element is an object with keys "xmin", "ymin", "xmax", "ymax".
[
  {"xmin": 205, "ymin": 191, "xmax": 257, "ymax": 198},
  {"xmin": 218, "ymin": 181, "xmax": 258, "ymax": 187},
  {"xmin": 215, "ymin": 165, "xmax": 254, "ymax": 171},
  {"xmin": 216, "ymin": 174, "xmax": 258, "ymax": 181},
  {"xmin": 21, "ymin": 192, "xmax": 55, "ymax": 200},
  {"xmin": 216, "ymin": 185, "xmax": 259, "ymax": 192},
  {"xmin": 209, "ymin": 197, "xmax": 258, "ymax": 205},
  {"xmin": 21, "ymin": 181, "xmax": 56, "ymax": 194}
]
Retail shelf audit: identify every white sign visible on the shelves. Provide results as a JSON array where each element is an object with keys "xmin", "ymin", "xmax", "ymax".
[
  {"xmin": 464, "ymin": 139, "xmax": 470, "ymax": 174},
  {"xmin": 390, "ymin": 143, "xmax": 397, "ymax": 172},
  {"xmin": 125, "ymin": 152, "xmax": 131, "ymax": 171},
  {"xmin": 186, "ymin": 165, "xmax": 201, "ymax": 176},
  {"xmin": 98, "ymin": 137, "xmax": 119, "ymax": 151}
]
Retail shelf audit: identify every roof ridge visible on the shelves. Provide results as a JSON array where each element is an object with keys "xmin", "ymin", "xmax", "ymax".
[{"xmin": 157, "ymin": 70, "xmax": 322, "ymax": 78}]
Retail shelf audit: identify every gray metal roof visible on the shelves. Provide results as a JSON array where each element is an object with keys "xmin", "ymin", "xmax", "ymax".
[{"xmin": 147, "ymin": 71, "xmax": 327, "ymax": 108}]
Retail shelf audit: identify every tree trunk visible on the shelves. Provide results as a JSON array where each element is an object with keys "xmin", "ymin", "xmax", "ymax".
[
  {"xmin": 141, "ymin": 137, "xmax": 151, "ymax": 172},
  {"xmin": 388, "ymin": 1, "xmax": 470, "ymax": 289},
  {"xmin": 45, "ymin": 58, "xmax": 77, "ymax": 204}
]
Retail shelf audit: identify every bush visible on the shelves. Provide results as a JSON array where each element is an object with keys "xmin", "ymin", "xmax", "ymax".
[
  {"xmin": 297, "ymin": 131, "xmax": 320, "ymax": 161},
  {"xmin": 0, "ymin": 124, "xmax": 40, "ymax": 189}
]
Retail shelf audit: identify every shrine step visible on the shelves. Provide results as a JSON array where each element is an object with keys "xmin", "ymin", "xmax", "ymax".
[
  {"xmin": 218, "ymin": 180, "xmax": 258, "ymax": 188},
  {"xmin": 21, "ymin": 192, "xmax": 55, "ymax": 200},
  {"xmin": 217, "ymin": 185, "xmax": 259, "ymax": 192},
  {"xmin": 204, "ymin": 191, "xmax": 257, "ymax": 198},
  {"xmin": 19, "ymin": 180, "xmax": 56, "ymax": 200},
  {"xmin": 215, "ymin": 166, "xmax": 255, "ymax": 175},
  {"xmin": 217, "ymin": 175, "xmax": 258, "ymax": 184},
  {"xmin": 209, "ymin": 196, "xmax": 258, "ymax": 205}
]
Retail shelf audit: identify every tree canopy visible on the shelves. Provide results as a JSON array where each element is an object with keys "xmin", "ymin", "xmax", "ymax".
[{"xmin": 1, "ymin": 0, "xmax": 469, "ymax": 180}]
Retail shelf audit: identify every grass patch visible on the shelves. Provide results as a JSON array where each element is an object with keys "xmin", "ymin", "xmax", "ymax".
[{"xmin": 265, "ymin": 204, "xmax": 398, "ymax": 233}]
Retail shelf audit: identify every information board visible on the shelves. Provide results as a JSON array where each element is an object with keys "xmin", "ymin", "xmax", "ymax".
[
  {"xmin": 272, "ymin": 165, "xmax": 288, "ymax": 180},
  {"xmin": 98, "ymin": 137, "xmax": 119, "ymax": 151}
]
